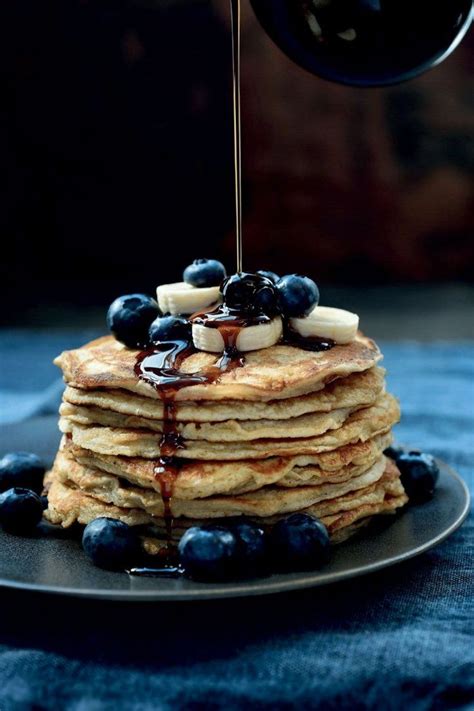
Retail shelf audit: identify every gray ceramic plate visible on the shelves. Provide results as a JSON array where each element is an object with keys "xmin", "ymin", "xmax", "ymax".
[{"xmin": 0, "ymin": 459, "xmax": 469, "ymax": 601}]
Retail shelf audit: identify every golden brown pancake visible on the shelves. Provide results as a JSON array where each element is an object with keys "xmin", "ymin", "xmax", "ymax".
[
  {"xmin": 44, "ymin": 459, "xmax": 407, "ymax": 545},
  {"xmin": 55, "ymin": 333, "xmax": 382, "ymax": 402},
  {"xmin": 59, "ymin": 400, "xmax": 365, "ymax": 442},
  {"xmin": 63, "ymin": 432, "xmax": 392, "ymax": 498},
  {"xmin": 48, "ymin": 328, "xmax": 407, "ymax": 558},
  {"xmin": 50, "ymin": 448, "xmax": 387, "ymax": 518},
  {"xmin": 59, "ymin": 393, "xmax": 399, "ymax": 460},
  {"xmin": 62, "ymin": 366, "xmax": 386, "ymax": 422}
]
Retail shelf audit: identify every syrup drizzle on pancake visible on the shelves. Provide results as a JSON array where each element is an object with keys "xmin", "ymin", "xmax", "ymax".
[
  {"xmin": 282, "ymin": 323, "xmax": 335, "ymax": 352},
  {"xmin": 134, "ymin": 328, "xmax": 247, "ymax": 550}
]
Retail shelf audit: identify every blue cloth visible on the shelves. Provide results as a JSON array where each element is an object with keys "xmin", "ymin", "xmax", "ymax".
[
  {"xmin": 0, "ymin": 333, "xmax": 473, "ymax": 710},
  {"xmin": 0, "ymin": 330, "xmax": 102, "ymax": 424}
]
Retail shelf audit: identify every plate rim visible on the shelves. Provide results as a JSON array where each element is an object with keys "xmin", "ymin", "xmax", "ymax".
[{"xmin": 0, "ymin": 461, "xmax": 470, "ymax": 602}]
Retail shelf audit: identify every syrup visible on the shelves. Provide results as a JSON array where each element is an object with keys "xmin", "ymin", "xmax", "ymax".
[
  {"xmin": 128, "ymin": 565, "xmax": 183, "ymax": 578},
  {"xmin": 282, "ymin": 322, "xmax": 335, "ymax": 352},
  {"xmin": 134, "ymin": 324, "xmax": 247, "ymax": 553},
  {"xmin": 230, "ymin": 0, "xmax": 243, "ymax": 273},
  {"xmin": 192, "ymin": 303, "xmax": 270, "ymax": 348}
]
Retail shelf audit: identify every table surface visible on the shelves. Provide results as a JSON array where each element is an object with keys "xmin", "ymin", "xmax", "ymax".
[{"xmin": 0, "ymin": 332, "xmax": 473, "ymax": 710}]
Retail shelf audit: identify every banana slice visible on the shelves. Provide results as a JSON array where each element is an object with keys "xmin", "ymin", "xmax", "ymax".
[
  {"xmin": 156, "ymin": 282, "xmax": 221, "ymax": 315},
  {"xmin": 290, "ymin": 306, "xmax": 359, "ymax": 344},
  {"xmin": 192, "ymin": 317, "xmax": 283, "ymax": 353}
]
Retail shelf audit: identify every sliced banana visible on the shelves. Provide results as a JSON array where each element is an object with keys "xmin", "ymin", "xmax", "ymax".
[
  {"xmin": 290, "ymin": 306, "xmax": 359, "ymax": 344},
  {"xmin": 192, "ymin": 317, "xmax": 283, "ymax": 353},
  {"xmin": 156, "ymin": 282, "xmax": 221, "ymax": 315}
]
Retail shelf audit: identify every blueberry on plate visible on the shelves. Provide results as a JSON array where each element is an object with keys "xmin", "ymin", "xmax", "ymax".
[
  {"xmin": 269, "ymin": 513, "xmax": 330, "ymax": 570},
  {"xmin": 107, "ymin": 293, "xmax": 160, "ymax": 349},
  {"xmin": 397, "ymin": 451, "xmax": 440, "ymax": 503},
  {"xmin": 183, "ymin": 259, "xmax": 226, "ymax": 288},
  {"xmin": 0, "ymin": 452, "xmax": 45, "ymax": 494},
  {"xmin": 226, "ymin": 517, "xmax": 267, "ymax": 574},
  {"xmin": 178, "ymin": 524, "xmax": 238, "ymax": 580},
  {"xmin": 0, "ymin": 488, "xmax": 43, "ymax": 534},
  {"xmin": 221, "ymin": 272, "xmax": 279, "ymax": 316},
  {"xmin": 383, "ymin": 445, "xmax": 406, "ymax": 462},
  {"xmin": 149, "ymin": 315, "xmax": 191, "ymax": 344},
  {"xmin": 257, "ymin": 270, "xmax": 280, "ymax": 285},
  {"xmin": 82, "ymin": 518, "xmax": 142, "ymax": 570},
  {"xmin": 276, "ymin": 274, "xmax": 319, "ymax": 317}
]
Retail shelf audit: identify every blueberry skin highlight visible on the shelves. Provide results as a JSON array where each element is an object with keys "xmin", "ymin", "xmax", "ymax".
[
  {"xmin": 82, "ymin": 518, "xmax": 142, "ymax": 570},
  {"xmin": 257, "ymin": 270, "xmax": 280, "ymax": 285},
  {"xmin": 178, "ymin": 525, "xmax": 238, "ymax": 580},
  {"xmin": 183, "ymin": 259, "xmax": 226, "ymax": 288},
  {"xmin": 397, "ymin": 452, "xmax": 440, "ymax": 502},
  {"xmin": 149, "ymin": 315, "xmax": 191, "ymax": 344},
  {"xmin": 269, "ymin": 513, "xmax": 330, "ymax": 571},
  {"xmin": 227, "ymin": 517, "xmax": 267, "ymax": 573},
  {"xmin": 276, "ymin": 274, "xmax": 319, "ymax": 317},
  {"xmin": 107, "ymin": 294, "xmax": 160, "ymax": 349},
  {"xmin": 0, "ymin": 452, "xmax": 45, "ymax": 494},
  {"xmin": 0, "ymin": 487, "xmax": 43, "ymax": 534}
]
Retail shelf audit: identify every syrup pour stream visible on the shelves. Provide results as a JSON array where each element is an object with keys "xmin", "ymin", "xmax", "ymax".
[{"xmin": 230, "ymin": 0, "xmax": 243, "ymax": 273}]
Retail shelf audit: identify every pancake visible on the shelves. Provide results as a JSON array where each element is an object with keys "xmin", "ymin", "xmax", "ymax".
[
  {"xmin": 59, "ymin": 401, "xmax": 366, "ymax": 442},
  {"xmin": 64, "ymin": 432, "xmax": 392, "ymax": 498},
  {"xmin": 49, "ymin": 325, "xmax": 407, "ymax": 563},
  {"xmin": 50, "ymin": 449, "xmax": 387, "ymax": 518},
  {"xmin": 59, "ymin": 393, "xmax": 400, "ymax": 460},
  {"xmin": 55, "ymin": 333, "xmax": 382, "ymax": 402},
  {"xmin": 62, "ymin": 366, "xmax": 386, "ymax": 422},
  {"xmin": 44, "ymin": 460, "xmax": 407, "ymax": 543}
]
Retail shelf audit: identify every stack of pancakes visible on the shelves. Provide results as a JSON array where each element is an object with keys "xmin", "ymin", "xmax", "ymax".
[{"xmin": 45, "ymin": 334, "xmax": 408, "ymax": 554}]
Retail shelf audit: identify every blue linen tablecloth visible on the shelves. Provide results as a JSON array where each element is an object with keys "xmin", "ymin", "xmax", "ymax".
[{"xmin": 0, "ymin": 332, "xmax": 473, "ymax": 710}]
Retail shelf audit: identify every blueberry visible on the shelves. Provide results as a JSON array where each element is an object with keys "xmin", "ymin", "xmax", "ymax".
[
  {"xmin": 0, "ymin": 452, "xmax": 45, "ymax": 494},
  {"xmin": 383, "ymin": 445, "xmax": 406, "ymax": 462},
  {"xmin": 178, "ymin": 525, "xmax": 238, "ymax": 580},
  {"xmin": 397, "ymin": 452, "xmax": 440, "ymax": 502},
  {"xmin": 0, "ymin": 488, "xmax": 43, "ymax": 534},
  {"xmin": 255, "ymin": 284, "xmax": 280, "ymax": 316},
  {"xmin": 149, "ymin": 315, "xmax": 191, "ymax": 344},
  {"xmin": 226, "ymin": 517, "xmax": 267, "ymax": 573},
  {"xmin": 276, "ymin": 274, "xmax": 319, "ymax": 317},
  {"xmin": 221, "ymin": 273, "xmax": 279, "ymax": 316},
  {"xmin": 257, "ymin": 270, "xmax": 280, "ymax": 285},
  {"xmin": 269, "ymin": 513, "xmax": 330, "ymax": 570},
  {"xmin": 82, "ymin": 518, "xmax": 141, "ymax": 570},
  {"xmin": 107, "ymin": 294, "xmax": 160, "ymax": 349},
  {"xmin": 183, "ymin": 259, "xmax": 226, "ymax": 288}
]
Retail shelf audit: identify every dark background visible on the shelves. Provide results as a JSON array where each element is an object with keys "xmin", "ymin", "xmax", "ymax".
[{"xmin": 1, "ymin": 0, "xmax": 473, "ymax": 326}]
